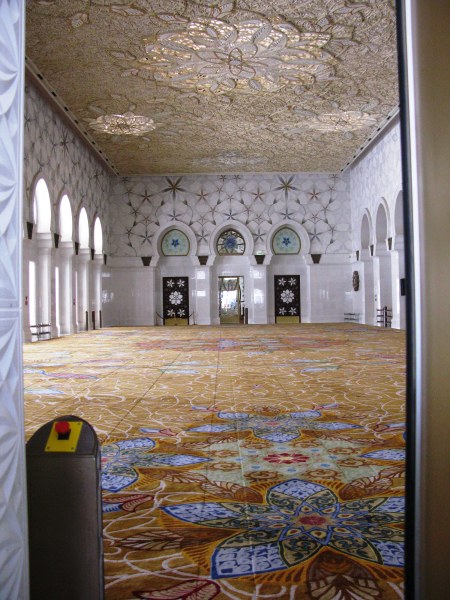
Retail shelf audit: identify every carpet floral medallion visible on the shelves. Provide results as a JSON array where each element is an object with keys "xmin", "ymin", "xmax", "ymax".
[{"xmin": 24, "ymin": 324, "xmax": 405, "ymax": 599}]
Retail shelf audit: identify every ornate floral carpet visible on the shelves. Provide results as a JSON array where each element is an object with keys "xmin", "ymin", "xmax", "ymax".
[{"xmin": 23, "ymin": 324, "xmax": 406, "ymax": 599}]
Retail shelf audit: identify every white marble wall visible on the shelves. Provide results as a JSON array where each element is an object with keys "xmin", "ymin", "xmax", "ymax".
[
  {"xmin": 349, "ymin": 118, "xmax": 405, "ymax": 327},
  {"xmin": 102, "ymin": 253, "xmax": 352, "ymax": 326},
  {"xmin": 104, "ymin": 173, "xmax": 352, "ymax": 325},
  {"xmin": 350, "ymin": 120, "xmax": 402, "ymax": 246},
  {"xmin": 24, "ymin": 83, "xmax": 111, "ymax": 239},
  {"xmin": 0, "ymin": 1, "xmax": 29, "ymax": 596},
  {"xmin": 109, "ymin": 173, "xmax": 351, "ymax": 258},
  {"xmin": 22, "ymin": 82, "xmax": 112, "ymax": 339}
]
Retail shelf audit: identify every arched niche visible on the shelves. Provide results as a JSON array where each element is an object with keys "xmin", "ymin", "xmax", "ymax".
[
  {"xmin": 272, "ymin": 226, "xmax": 301, "ymax": 254},
  {"xmin": 266, "ymin": 221, "xmax": 310, "ymax": 260},
  {"xmin": 93, "ymin": 217, "xmax": 103, "ymax": 254},
  {"xmin": 78, "ymin": 207, "xmax": 90, "ymax": 249},
  {"xmin": 153, "ymin": 222, "xmax": 198, "ymax": 262},
  {"xmin": 375, "ymin": 201, "xmax": 390, "ymax": 248},
  {"xmin": 209, "ymin": 220, "xmax": 254, "ymax": 257},
  {"xmin": 33, "ymin": 178, "xmax": 52, "ymax": 234},
  {"xmin": 161, "ymin": 228, "xmax": 190, "ymax": 256},
  {"xmin": 394, "ymin": 191, "xmax": 404, "ymax": 244},
  {"xmin": 216, "ymin": 228, "xmax": 246, "ymax": 255},
  {"xmin": 59, "ymin": 194, "xmax": 73, "ymax": 242},
  {"xmin": 360, "ymin": 212, "xmax": 372, "ymax": 251}
]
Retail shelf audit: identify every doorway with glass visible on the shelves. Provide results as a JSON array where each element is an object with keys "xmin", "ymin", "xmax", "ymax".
[{"xmin": 219, "ymin": 276, "xmax": 244, "ymax": 324}]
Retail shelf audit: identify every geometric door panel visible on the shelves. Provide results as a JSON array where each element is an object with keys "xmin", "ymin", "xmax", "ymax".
[
  {"xmin": 274, "ymin": 275, "xmax": 301, "ymax": 323},
  {"xmin": 163, "ymin": 277, "xmax": 189, "ymax": 325}
]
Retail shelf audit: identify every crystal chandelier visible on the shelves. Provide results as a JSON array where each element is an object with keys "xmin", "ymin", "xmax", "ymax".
[{"xmin": 89, "ymin": 112, "xmax": 156, "ymax": 135}]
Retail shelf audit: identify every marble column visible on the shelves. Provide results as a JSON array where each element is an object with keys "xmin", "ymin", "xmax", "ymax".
[
  {"xmin": 194, "ymin": 265, "xmax": 212, "ymax": 325},
  {"xmin": 36, "ymin": 232, "xmax": 52, "ymax": 327},
  {"xmin": 361, "ymin": 248, "xmax": 377, "ymax": 326},
  {"xmin": 92, "ymin": 253, "xmax": 103, "ymax": 328},
  {"xmin": 76, "ymin": 248, "xmax": 90, "ymax": 331},
  {"xmin": 249, "ymin": 265, "xmax": 268, "ymax": 324},
  {"xmin": 59, "ymin": 241, "xmax": 74, "ymax": 335},
  {"xmin": 376, "ymin": 242, "xmax": 393, "ymax": 322}
]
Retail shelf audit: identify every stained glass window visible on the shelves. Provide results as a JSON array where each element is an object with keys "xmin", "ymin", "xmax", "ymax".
[
  {"xmin": 272, "ymin": 227, "xmax": 301, "ymax": 255},
  {"xmin": 216, "ymin": 229, "xmax": 245, "ymax": 255},
  {"xmin": 161, "ymin": 229, "xmax": 190, "ymax": 256}
]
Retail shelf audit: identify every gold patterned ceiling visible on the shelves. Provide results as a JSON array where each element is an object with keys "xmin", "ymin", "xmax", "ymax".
[{"xmin": 26, "ymin": 0, "xmax": 399, "ymax": 175}]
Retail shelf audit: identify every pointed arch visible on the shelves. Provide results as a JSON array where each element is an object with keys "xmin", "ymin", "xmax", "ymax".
[
  {"xmin": 209, "ymin": 220, "xmax": 254, "ymax": 257},
  {"xmin": 93, "ymin": 216, "xmax": 103, "ymax": 254},
  {"xmin": 153, "ymin": 222, "xmax": 198, "ymax": 259},
  {"xmin": 266, "ymin": 221, "xmax": 310, "ymax": 258},
  {"xmin": 360, "ymin": 211, "xmax": 372, "ymax": 250},
  {"xmin": 59, "ymin": 194, "xmax": 73, "ymax": 242},
  {"xmin": 33, "ymin": 178, "xmax": 52, "ymax": 233},
  {"xmin": 375, "ymin": 200, "xmax": 390, "ymax": 245},
  {"xmin": 78, "ymin": 207, "xmax": 90, "ymax": 249}
]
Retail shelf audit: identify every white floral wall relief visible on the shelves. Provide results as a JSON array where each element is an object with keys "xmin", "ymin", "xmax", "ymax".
[
  {"xmin": 24, "ymin": 82, "xmax": 111, "ymax": 245},
  {"xmin": 0, "ymin": 0, "xmax": 28, "ymax": 596},
  {"xmin": 109, "ymin": 172, "xmax": 351, "ymax": 257}
]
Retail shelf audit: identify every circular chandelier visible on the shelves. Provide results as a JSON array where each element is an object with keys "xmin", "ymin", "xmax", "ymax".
[{"xmin": 89, "ymin": 112, "xmax": 156, "ymax": 135}]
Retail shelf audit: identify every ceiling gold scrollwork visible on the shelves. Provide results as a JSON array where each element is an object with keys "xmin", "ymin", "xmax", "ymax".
[{"xmin": 26, "ymin": 0, "xmax": 398, "ymax": 174}]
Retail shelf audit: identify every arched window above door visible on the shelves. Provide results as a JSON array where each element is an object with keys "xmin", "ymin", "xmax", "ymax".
[
  {"xmin": 272, "ymin": 227, "xmax": 301, "ymax": 255},
  {"xmin": 216, "ymin": 229, "xmax": 245, "ymax": 255},
  {"xmin": 161, "ymin": 229, "xmax": 190, "ymax": 256}
]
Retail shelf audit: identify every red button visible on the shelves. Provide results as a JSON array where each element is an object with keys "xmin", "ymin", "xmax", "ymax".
[{"xmin": 55, "ymin": 421, "xmax": 71, "ymax": 435}]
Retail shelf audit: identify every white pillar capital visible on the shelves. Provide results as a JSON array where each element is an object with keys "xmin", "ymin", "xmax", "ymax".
[
  {"xmin": 77, "ymin": 247, "xmax": 91, "ymax": 262},
  {"xmin": 59, "ymin": 240, "xmax": 74, "ymax": 255},
  {"xmin": 36, "ymin": 232, "xmax": 53, "ymax": 251}
]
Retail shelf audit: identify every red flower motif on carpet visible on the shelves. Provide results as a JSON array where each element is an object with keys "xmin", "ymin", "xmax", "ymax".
[{"xmin": 264, "ymin": 452, "xmax": 309, "ymax": 464}]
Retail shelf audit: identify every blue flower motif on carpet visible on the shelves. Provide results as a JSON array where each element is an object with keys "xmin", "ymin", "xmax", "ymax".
[
  {"xmin": 189, "ymin": 411, "xmax": 360, "ymax": 443},
  {"xmin": 101, "ymin": 437, "xmax": 210, "ymax": 492},
  {"xmin": 362, "ymin": 449, "xmax": 406, "ymax": 461},
  {"xmin": 162, "ymin": 479, "xmax": 404, "ymax": 579},
  {"xmin": 26, "ymin": 387, "xmax": 65, "ymax": 395}
]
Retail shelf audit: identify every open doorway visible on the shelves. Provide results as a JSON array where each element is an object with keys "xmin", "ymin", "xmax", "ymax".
[{"xmin": 219, "ymin": 276, "xmax": 244, "ymax": 324}]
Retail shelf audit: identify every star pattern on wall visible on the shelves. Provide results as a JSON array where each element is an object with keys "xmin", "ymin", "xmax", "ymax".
[
  {"xmin": 110, "ymin": 173, "xmax": 351, "ymax": 257},
  {"xmin": 24, "ymin": 85, "xmax": 110, "ymax": 238}
]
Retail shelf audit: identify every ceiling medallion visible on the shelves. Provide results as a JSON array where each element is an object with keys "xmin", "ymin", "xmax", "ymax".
[
  {"xmin": 89, "ymin": 112, "xmax": 156, "ymax": 136},
  {"xmin": 140, "ymin": 14, "xmax": 334, "ymax": 93}
]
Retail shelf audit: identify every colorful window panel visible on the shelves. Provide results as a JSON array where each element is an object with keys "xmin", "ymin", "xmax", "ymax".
[
  {"xmin": 272, "ymin": 227, "xmax": 301, "ymax": 255},
  {"xmin": 161, "ymin": 229, "xmax": 190, "ymax": 256},
  {"xmin": 216, "ymin": 229, "xmax": 245, "ymax": 255}
]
